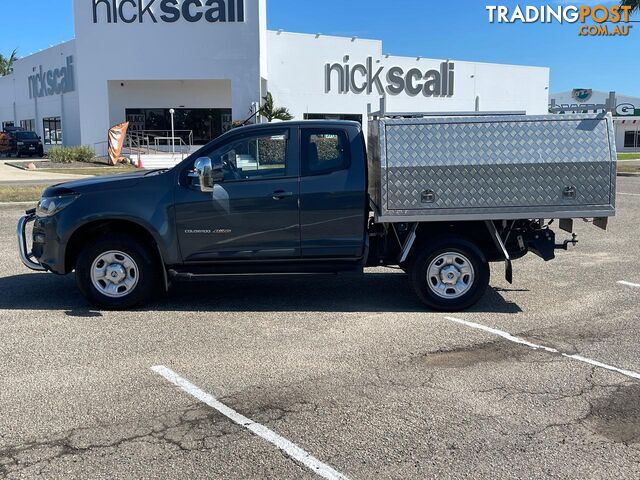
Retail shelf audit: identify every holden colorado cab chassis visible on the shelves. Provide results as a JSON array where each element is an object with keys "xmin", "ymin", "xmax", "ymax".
[{"xmin": 17, "ymin": 113, "xmax": 616, "ymax": 311}]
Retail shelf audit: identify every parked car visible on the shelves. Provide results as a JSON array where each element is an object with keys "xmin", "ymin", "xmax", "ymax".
[
  {"xmin": 17, "ymin": 112, "xmax": 616, "ymax": 311},
  {"xmin": 0, "ymin": 127, "xmax": 44, "ymax": 158}
]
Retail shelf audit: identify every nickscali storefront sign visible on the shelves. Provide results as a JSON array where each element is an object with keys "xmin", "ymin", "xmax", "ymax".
[
  {"xmin": 91, "ymin": 0, "xmax": 246, "ymax": 23},
  {"xmin": 28, "ymin": 56, "xmax": 75, "ymax": 99},
  {"xmin": 325, "ymin": 56, "xmax": 455, "ymax": 98}
]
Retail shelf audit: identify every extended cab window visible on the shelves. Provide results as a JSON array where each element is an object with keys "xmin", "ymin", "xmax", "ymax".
[
  {"xmin": 302, "ymin": 129, "xmax": 350, "ymax": 176},
  {"xmin": 212, "ymin": 131, "xmax": 288, "ymax": 182}
]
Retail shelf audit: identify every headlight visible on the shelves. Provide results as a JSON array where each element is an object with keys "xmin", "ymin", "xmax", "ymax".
[{"xmin": 36, "ymin": 195, "xmax": 79, "ymax": 217}]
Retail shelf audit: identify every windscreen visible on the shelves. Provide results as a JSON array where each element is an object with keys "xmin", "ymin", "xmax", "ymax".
[{"xmin": 16, "ymin": 132, "xmax": 39, "ymax": 140}]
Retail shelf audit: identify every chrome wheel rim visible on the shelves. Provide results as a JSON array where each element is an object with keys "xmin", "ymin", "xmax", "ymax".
[
  {"xmin": 90, "ymin": 250, "xmax": 139, "ymax": 299},
  {"xmin": 427, "ymin": 252, "xmax": 475, "ymax": 300}
]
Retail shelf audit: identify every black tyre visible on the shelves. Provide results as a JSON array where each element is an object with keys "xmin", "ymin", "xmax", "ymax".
[
  {"xmin": 75, "ymin": 234, "xmax": 159, "ymax": 310},
  {"xmin": 408, "ymin": 236, "xmax": 490, "ymax": 312}
]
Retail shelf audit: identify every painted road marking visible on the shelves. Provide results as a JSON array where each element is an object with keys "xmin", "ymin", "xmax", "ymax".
[
  {"xmin": 151, "ymin": 366, "xmax": 350, "ymax": 480},
  {"xmin": 618, "ymin": 280, "xmax": 640, "ymax": 288},
  {"xmin": 619, "ymin": 192, "xmax": 640, "ymax": 197},
  {"xmin": 444, "ymin": 317, "xmax": 640, "ymax": 381}
]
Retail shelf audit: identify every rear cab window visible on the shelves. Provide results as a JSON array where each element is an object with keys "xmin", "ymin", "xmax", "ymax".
[{"xmin": 301, "ymin": 129, "xmax": 351, "ymax": 176}]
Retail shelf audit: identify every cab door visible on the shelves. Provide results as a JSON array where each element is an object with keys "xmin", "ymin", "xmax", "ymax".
[
  {"xmin": 174, "ymin": 127, "xmax": 301, "ymax": 263},
  {"xmin": 299, "ymin": 126, "xmax": 368, "ymax": 258}
]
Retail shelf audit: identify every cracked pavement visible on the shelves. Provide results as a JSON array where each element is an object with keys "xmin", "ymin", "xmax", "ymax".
[{"xmin": 0, "ymin": 177, "xmax": 639, "ymax": 479}]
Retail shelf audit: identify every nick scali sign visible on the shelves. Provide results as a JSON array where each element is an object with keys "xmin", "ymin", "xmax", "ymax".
[
  {"xmin": 325, "ymin": 56, "xmax": 455, "ymax": 97},
  {"xmin": 28, "ymin": 56, "xmax": 75, "ymax": 99},
  {"xmin": 92, "ymin": 0, "xmax": 245, "ymax": 24}
]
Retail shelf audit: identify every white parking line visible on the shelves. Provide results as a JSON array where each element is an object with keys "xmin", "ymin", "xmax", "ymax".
[
  {"xmin": 151, "ymin": 366, "xmax": 350, "ymax": 480},
  {"xmin": 619, "ymin": 192, "xmax": 640, "ymax": 197},
  {"xmin": 618, "ymin": 280, "xmax": 640, "ymax": 288},
  {"xmin": 0, "ymin": 201, "xmax": 37, "ymax": 206},
  {"xmin": 443, "ymin": 317, "xmax": 640, "ymax": 381}
]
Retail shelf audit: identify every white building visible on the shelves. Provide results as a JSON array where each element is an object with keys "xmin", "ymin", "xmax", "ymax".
[
  {"xmin": 550, "ymin": 89, "xmax": 640, "ymax": 153},
  {"xmin": 0, "ymin": 0, "xmax": 550, "ymax": 154}
]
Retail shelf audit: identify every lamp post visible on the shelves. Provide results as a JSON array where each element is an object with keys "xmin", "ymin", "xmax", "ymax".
[{"xmin": 169, "ymin": 108, "xmax": 175, "ymax": 155}]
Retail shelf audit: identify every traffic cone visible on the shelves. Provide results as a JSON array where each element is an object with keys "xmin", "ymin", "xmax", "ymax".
[{"xmin": 138, "ymin": 156, "xmax": 143, "ymax": 169}]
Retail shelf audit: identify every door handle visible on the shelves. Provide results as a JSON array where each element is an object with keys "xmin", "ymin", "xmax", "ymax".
[{"xmin": 271, "ymin": 190, "xmax": 293, "ymax": 200}]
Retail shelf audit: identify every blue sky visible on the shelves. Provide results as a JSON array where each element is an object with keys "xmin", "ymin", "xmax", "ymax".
[{"xmin": 1, "ymin": 0, "xmax": 638, "ymax": 96}]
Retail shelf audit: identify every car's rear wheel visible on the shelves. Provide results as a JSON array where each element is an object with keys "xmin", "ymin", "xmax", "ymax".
[
  {"xmin": 75, "ymin": 234, "xmax": 158, "ymax": 310},
  {"xmin": 408, "ymin": 236, "xmax": 490, "ymax": 311}
]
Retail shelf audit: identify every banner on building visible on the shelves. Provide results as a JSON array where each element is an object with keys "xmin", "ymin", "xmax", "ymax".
[{"xmin": 107, "ymin": 122, "xmax": 129, "ymax": 166}]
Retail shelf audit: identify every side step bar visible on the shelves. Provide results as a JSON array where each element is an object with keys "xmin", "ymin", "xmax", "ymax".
[{"xmin": 168, "ymin": 270, "xmax": 337, "ymax": 281}]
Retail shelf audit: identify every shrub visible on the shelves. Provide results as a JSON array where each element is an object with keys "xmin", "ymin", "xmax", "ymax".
[
  {"xmin": 47, "ymin": 145, "xmax": 96, "ymax": 164},
  {"xmin": 72, "ymin": 145, "xmax": 96, "ymax": 163},
  {"xmin": 47, "ymin": 146, "xmax": 74, "ymax": 164}
]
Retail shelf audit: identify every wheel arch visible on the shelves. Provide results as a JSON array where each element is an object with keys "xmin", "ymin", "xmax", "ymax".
[
  {"xmin": 404, "ymin": 221, "xmax": 502, "ymax": 266},
  {"xmin": 64, "ymin": 218, "xmax": 167, "ymax": 289}
]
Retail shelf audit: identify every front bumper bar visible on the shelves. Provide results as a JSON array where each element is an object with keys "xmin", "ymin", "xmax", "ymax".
[{"xmin": 17, "ymin": 210, "xmax": 46, "ymax": 271}]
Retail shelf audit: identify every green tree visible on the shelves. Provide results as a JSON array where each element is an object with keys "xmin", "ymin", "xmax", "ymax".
[
  {"xmin": 258, "ymin": 92, "xmax": 293, "ymax": 122},
  {"xmin": 0, "ymin": 49, "xmax": 18, "ymax": 76},
  {"xmin": 621, "ymin": 0, "xmax": 639, "ymax": 14}
]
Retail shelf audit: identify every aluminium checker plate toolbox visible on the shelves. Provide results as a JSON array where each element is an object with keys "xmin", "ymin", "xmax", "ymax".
[{"xmin": 368, "ymin": 114, "xmax": 617, "ymax": 222}]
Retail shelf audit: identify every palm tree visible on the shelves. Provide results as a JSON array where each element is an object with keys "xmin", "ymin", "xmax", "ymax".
[
  {"xmin": 0, "ymin": 49, "xmax": 18, "ymax": 76},
  {"xmin": 621, "ymin": 0, "xmax": 639, "ymax": 14},
  {"xmin": 259, "ymin": 92, "xmax": 293, "ymax": 122}
]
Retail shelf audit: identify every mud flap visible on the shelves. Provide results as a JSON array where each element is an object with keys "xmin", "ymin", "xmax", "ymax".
[
  {"xmin": 505, "ymin": 259, "xmax": 513, "ymax": 284},
  {"xmin": 485, "ymin": 221, "xmax": 513, "ymax": 285}
]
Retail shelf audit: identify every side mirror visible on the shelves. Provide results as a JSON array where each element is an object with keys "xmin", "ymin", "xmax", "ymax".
[
  {"xmin": 193, "ymin": 157, "xmax": 213, "ymax": 193},
  {"xmin": 192, "ymin": 157, "xmax": 224, "ymax": 193}
]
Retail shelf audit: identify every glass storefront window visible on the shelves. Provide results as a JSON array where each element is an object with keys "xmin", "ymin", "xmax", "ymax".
[
  {"xmin": 125, "ymin": 108, "xmax": 232, "ymax": 144},
  {"xmin": 43, "ymin": 117, "xmax": 62, "ymax": 145},
  {"xmin": 624, "ymin": 131, "xmax": 634, "ymax": 148},
  {"xmin": 624, "ymin": 130, "xmax": 640, "ymax": 149},
  {"xmin": 20, "ymin": 119, "xmax": 36, "ymax": 132}
]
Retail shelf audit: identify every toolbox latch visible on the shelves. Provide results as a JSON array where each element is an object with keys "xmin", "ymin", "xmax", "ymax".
[{"xmin": 421, "ymin": 189, "xmax": 436, "ymax": 204}]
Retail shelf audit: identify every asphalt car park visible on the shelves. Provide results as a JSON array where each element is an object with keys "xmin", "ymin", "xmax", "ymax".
[{"xmin": 0, "ymin": 177, "xmax": 639, "ymax": 479}]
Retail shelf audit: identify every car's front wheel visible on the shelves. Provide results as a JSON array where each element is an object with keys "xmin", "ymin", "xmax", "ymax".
[
  {"xmin": 75, "ymin": 234, "xmax": 158, "ymax": 310},
  {"xmin": 408, "ymin": 236, "xmax": 490, "ymax": 312}
]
